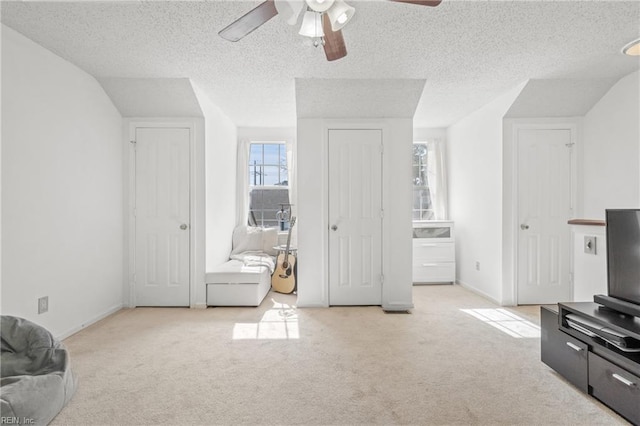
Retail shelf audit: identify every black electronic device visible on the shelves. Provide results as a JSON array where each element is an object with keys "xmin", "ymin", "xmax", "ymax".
[
  {"xmin": 593, "ymin": 209, "xmax": 640, "ymax": 318},
  {"xmin": 565, "ymin": 313, "xmax": 640, "ymax": 351}
]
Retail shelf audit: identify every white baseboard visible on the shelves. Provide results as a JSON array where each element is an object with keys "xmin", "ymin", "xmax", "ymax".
[
  {"xmin": 57, "ymin": 304, "xmax": 123, "ymax": 340},
  {"xmin": 193, "ymin": 303, "xmax": 207, "ymax": 309},
  {"xmin": 456, "ymin": 280, "xmax": 502, "ymax": 306},
  {"xmin": 382, "ymin": 302, "xmax": 414, "ymax": 311},
  {"xmin": 296, "ymin": 302, "xmax": 329, "ymax": 308}
]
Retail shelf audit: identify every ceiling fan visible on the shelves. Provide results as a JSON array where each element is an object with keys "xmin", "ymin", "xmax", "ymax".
[{"xmin": 218, "ymin": 0, "xmax": 441, "ymax": 61}]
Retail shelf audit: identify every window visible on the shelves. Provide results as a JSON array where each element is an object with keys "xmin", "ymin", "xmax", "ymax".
[
  {"xmin": 248, "ymin": 142, "xmax": 290, "ymax": 228},
  {"xmin": 413, "ymin": 142, "xmax": 435, "ymax": 220}
]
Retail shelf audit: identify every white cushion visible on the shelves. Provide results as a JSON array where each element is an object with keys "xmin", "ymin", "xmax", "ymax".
[{"xmin": 231, "ymin": 226, "xmax": 278, "ymax": 256}]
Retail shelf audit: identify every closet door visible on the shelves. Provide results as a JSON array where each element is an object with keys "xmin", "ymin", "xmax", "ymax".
[
  {"xmin": 517, "ymin": 128, "xmax": 573, "ymax": 304},
  {"xmin": 328, "ymin": 129, "xmax": 383, "ymax": 305},
  {"xmin": 134, "ymin": 127, "xmax": 191, "ymax": 306}
]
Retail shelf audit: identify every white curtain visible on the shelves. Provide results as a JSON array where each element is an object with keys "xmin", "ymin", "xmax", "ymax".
[
  {"xmin": 286, "ymin": 139, "xmax": 297, "ymax": 245},
  {"xmin": 428, "ymin": 138, "xmax": 449, "ymax": 220},
  {"xmin": 236, "ymin": 138, "xmax": 251, "ymax": 227}
]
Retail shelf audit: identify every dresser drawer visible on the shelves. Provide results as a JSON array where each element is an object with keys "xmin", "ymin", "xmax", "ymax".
[
  {"xmin": 589, "ymin": 352, "xmax": 640, "ymax": 425},
  {"xmin": 413, "ymin": 262, "xmax": 455, "ymax": 283},
  {"xmin": 540, "ymin": 307, "xmax": 589, "ymax": 393},
  {"xmin": 412, "ymin": 241, "xmax": 454, "ymax": 262},
  {"xmin": 412, "ymin": 221, "xmax": 454, "ymax": 240}
]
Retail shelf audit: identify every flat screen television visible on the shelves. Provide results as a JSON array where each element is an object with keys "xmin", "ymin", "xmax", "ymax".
[{"xmin": 595, "ymin": 209, "xmax": 640, "ymax": 317}]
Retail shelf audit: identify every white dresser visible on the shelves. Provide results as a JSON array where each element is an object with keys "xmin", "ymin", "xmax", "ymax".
[{"xmin": 412, "ymin": 221, "xmax": 455, "ymax": 284}]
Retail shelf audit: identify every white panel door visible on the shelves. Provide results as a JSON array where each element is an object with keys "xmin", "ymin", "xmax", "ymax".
[
  {"xmin": 328, "ymin": 129, "xmax": 383, "ymax": 305},
  {"xmin": 517, "ymin": 128, "xmax": 573, "ymax": 304},
  {"xmin": 135, "ymin": 127, "xmax": 190, "ymax": 306}
]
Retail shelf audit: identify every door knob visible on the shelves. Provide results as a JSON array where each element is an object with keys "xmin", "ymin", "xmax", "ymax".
[
  {"xmin": 520, "ymin": 224, "xmax": 529, "ymax": 230},
  {"xmin": 180, "ymin": 224, "xmax": 188, "ymax": 230},
  {"xmin": 331, "ymin": 225, "xmax": 338, "ymax": 231}
]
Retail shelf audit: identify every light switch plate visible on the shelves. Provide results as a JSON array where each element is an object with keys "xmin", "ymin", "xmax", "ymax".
[{"xmin": 584, "ymin": 236, "xmax": 597, "ymax": 255}]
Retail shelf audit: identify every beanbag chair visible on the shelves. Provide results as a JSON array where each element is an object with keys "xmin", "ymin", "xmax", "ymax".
[{"xmin": 1, "ymin": 316, "xmax": 77, "ymax": 425}]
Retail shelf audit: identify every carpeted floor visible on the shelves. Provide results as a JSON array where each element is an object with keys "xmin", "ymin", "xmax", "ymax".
[{"xmin": 53, "ymin": 284, "xmax": 626, "ymax": 425}]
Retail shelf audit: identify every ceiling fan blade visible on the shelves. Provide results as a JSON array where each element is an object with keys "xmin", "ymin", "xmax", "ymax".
[
  {"xmin": 388, "ymin": 0, "xmax": 442, "ymax": 6},
  {"xmin": 322, "ymin": 14, "xmax": 347, "ymax": 61},
  {"xmin": 219, "ymin": 0, "xmax": 279, "ymax": 42}
]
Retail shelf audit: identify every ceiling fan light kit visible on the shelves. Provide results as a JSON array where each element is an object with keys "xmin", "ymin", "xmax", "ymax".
[
  {"xmin": 305, "ymin": 0, "xmax": 335, "ymax": 13},
  {"xmin": 274, "ymin": 0, "xmax": 305, "ymax": 25},
  {"xmin": 219, "ymin": 0, "xmax": 441, "ymax": 61},
  {"xmin": 299, "ymin": 10, "xmax": 324, "ymax": 38},
  {"xmin": 326, "ymin": 0, "xmax": 356, "ymax": 31},
  {"xmin": 622, "ymin": 38, "xmax": 640, "ymax": 56}
]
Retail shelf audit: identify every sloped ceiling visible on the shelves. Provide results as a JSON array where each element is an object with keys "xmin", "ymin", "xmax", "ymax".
[
  {"xmin": 505, "ymin": 79, "xmax": 619, "ymax": 118},
  {"xmin": 2, "ymin": 1, "xmax": 639, "ymax": 128},
  {"xmin": 99, "ymin": 78, "xmax": 203, "ymax": 117}
]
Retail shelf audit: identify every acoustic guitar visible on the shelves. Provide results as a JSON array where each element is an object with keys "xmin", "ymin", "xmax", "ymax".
[{"xmin": 272, "ymin": 217, "xmax": 296, "ymax": 294}]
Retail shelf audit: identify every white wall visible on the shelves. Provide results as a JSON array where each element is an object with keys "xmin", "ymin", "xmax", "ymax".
[
  {"xmin": 567, "ymin": 71, "xmax": 640, "ymax": 301},
  {"xmin": 571, "ymin": 224, "xmax": 607, "ymax": 302},
  {"xmin": 193, "ymin": 87, "xmax": 238, "ymax": 291},
  {"xmin": 1, "ymin": 22, "xmax": 4, "ymax": 304},
  {"xmin": 414, "ymin": 127, "xmax": 447, "ymax": 141},
  {"xmin": 382, "ymin": 119, "xmax": 414, "ymax": 309},
  {"xmin": 297, "ymin": 119, "xmax": 413, "ymax": 310},
  {"xmin": 447, "ymin": 84, "xmax": 525, "ymax": 304},
  {"xmin": 1, "ymin": 25, "xmax": 123, "ymax": 338},
  {"xmin": 238, "ymin": 128, "xmax": 296, "ymax": 143},
  {"xmin": 297, "ymin": 119, "xmax": 327, "ymax": 307},
  {"xmin": 582, "ymin": 70, "xmax": 640, "ymax": 219}
]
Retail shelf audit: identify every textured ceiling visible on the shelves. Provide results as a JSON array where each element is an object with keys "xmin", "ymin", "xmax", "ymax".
[
  {"xmin": 296, "ymin": 78, "xmax": 425, "ymax": 119},
  {"xmin": 2, "ymin": 1, "xmax": 639, "ymax": 128}
]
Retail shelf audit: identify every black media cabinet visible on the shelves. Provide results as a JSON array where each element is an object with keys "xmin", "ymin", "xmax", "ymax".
[{"xmin": 541, "ymin": 302, "xmax": 640, "ymax": 425}]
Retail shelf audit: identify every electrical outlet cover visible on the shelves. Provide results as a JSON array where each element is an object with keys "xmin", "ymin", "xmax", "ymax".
[{"xmin": 38, "ymin": 296, "xmax": 48, "ymax": 314}]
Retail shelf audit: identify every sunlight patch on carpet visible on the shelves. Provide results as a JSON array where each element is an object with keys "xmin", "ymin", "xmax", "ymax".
[
  {"xmin": 460, "ymin": 308, "xmax": 541, "ymax": 338},
  {"xmin": 233, "ymin": 299, "xmax": 299, "ymax": 340}
]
